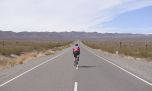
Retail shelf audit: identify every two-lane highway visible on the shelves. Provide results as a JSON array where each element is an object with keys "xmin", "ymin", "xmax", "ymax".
[{"xmin": 0, "ymin": 45, "xmax": 152, "ymax": 91}]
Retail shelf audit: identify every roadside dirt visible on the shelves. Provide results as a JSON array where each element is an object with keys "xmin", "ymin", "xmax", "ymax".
[{"xmin": 0, "ymin": 48, "xmax": 57, "ymax": 70}]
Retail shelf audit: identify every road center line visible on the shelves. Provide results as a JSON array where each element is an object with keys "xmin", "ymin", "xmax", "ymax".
[
  {"xmin": 0, "ymin": 48, "xmax": 70, "ymax": 88},
  {"xmin": 84, "ymin": 46, "xmax": 152, "ymax": 86},
  {"xmin": 74, "ymin": 82, "xmax": 78, "ymax": 91}
]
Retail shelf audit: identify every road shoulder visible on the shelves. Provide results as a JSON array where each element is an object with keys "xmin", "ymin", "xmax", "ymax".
[
  {"xmin": 82, "ymin": 43, "xmax": 152, "ymax": 83},
  {"xmin": 0, "ymin": 47, "xmax": 71, "ymax": 86}
]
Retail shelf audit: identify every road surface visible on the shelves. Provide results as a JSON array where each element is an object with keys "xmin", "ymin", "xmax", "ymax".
[{"xmin": 0, "ymin": 45, "xmax": 152, "ymax": 91}]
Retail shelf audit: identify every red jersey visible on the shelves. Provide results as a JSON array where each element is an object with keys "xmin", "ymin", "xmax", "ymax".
[{"xmin": 73, "ymin": 46, "xmax": 80, "ymax": 52}]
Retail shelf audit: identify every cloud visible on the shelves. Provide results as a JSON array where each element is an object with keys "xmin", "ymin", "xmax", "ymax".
[
  {"xmin": 0, "ymin": 0, "xmax": 151, "ymax": 32},
  {"xmin": 90, "ymin": 0, "xmax": 152, "ymax": 25}
]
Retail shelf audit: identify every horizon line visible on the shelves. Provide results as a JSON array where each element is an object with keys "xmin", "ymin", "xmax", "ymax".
[{"xmin": 0, "ymin": 30, "xmax": 151, "ymax": 35}]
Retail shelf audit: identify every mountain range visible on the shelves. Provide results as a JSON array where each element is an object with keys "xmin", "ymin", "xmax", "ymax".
[{"xmin": 0, "ymin": 31, "xmax": 151, "ymax": 40}]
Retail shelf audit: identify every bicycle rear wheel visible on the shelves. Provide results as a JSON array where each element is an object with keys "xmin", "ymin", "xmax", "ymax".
[{"xmin": 74, "ymin": 57, "xmax": 78, "ymax": 67}]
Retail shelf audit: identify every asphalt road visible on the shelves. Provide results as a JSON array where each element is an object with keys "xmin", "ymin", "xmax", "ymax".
[{"xmin": 0, "ymin": 45, "xmax": 152, "ymax": 91}]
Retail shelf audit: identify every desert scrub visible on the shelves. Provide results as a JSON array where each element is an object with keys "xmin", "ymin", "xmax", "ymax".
[
  {"xmin": 0, "ymin": 40, "xmax": 72, "ymax": 56},
  {"xmin": 82, "ymin": 39, "xmax": 152, "ymax": 59},
  {"xmin": 0, "ymin": 40, "xmax": 72, "ymax": 69}
]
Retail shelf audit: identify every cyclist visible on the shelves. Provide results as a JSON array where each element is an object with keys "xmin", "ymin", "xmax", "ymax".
[{"xmin": 73, "ymin": 44, "xmax": 80, "ymax": 62}]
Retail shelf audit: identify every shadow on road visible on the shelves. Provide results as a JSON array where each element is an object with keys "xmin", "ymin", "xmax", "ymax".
[{"xmin": 78, "ymin": 66, "xmax": 96, "ymax": 68}]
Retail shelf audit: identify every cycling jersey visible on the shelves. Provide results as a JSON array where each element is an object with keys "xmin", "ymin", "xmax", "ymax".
[
  {"xmin": 73, "ymin": 46, "xmax": 80, "ymax": 57},
  {"xmin": 73, "ymin": 46, "xmax": 80, "ymax": 52}
]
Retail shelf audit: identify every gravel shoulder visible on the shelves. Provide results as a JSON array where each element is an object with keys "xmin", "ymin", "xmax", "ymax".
[
  {"xmin": 82, "ymin": 43, "xmax": 152, "ymax": 83},
  {"xmin": 0, "ymin": 47, "xmax": 71, "ymax": 85}
]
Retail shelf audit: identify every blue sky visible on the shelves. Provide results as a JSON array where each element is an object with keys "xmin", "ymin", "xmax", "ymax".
[
  {"xmin": 102, "ymin": 6, "xmax": 152, "ymax": 33},
  {"xmin": 0, "ymin": 0, "xmax": 152, "ymax": 33}
]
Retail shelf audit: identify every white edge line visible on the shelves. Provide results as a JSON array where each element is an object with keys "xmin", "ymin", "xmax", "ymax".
[
  {"xmin": 85, "ymin": 47, "xmax": 152, "ymax": 86},
  {"xmin": 0, "ymin": 48, "xmax": 70, "ymax": 87},
  {"xmin": 74, "ymin": 82, "xmax": 78, "ymax": 91}
]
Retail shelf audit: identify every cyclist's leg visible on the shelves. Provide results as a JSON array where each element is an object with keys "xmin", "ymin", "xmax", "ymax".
[
  {"xmin": 78, "ymin": 55, "xmax": 79, "ymax": 61},
  {"xmin": 74, "ymin": 52, "xmax": 78, "ymax": 61},
  {"xmin": 73, "ymin": 54, "xmax": 77, "ymax": 67},
  {"xmin": 76, "ymin": 55, "xmax": 79, "ymax": 68},
  {"xmin": 74, "ymin": 54, "xmax": 76, "ymax": 61}
]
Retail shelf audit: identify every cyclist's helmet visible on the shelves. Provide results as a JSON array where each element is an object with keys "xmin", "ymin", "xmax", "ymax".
[{"xmin": 75, "ymin": 44, "xmax": 78, "ymax": 46}]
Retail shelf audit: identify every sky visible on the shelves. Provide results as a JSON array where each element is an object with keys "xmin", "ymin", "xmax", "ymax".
[{"xmin": 0, "ymin": 0, "xmax": 152, "ymax": 33}]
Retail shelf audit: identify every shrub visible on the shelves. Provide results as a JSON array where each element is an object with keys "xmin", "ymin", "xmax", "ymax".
[{"xmin": 82, "ymin": 40, "xmax": 152, "ymax": 59}]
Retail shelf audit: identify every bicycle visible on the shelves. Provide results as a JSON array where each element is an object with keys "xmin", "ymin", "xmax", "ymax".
[{"xmin": 74, "ymin": 55, "xmax": 79, "ymax": 68}]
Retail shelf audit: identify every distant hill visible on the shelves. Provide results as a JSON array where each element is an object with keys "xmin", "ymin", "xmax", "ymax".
[{"xmin": 0, "ymin": 31, "xmax": 151, "ymax": 40}]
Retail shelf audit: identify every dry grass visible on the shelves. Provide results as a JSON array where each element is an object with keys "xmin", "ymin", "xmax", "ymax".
[
  {"xmin": 0, "ymin": 40, "xmax": 72, "ymax": 56},
  {"xmin": 82, "ymin": 39, "xmax": 152, "ymax": 59},
  {"xmin": 0, "ymin": 40, "xmax": 72, "ymax": 69}
]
